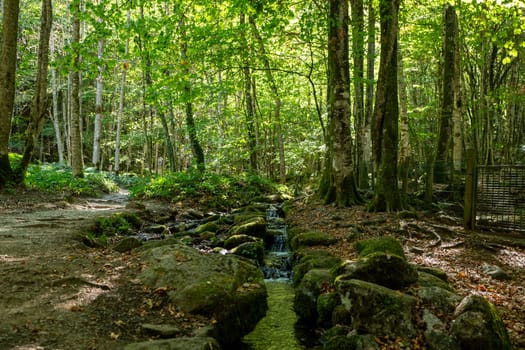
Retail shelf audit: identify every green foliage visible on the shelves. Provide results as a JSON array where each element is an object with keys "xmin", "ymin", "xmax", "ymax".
[
  {"xmin": 25, "ymin": 163, "xmax": 119, "ymax": 196},
  {"xmin": 129, "ymin": 171, "xmax": 287, "ymax": 209},
  {"xmin": 92, "ymin": 212, "xmax": 141, "ymax": 236}
]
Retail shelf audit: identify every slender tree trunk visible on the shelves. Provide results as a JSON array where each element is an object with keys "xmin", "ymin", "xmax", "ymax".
[
  {"xmin": 92, "ymin": 9, "xmax": 104, "ymax": 169},
  {"xmin": 362, "ymin": 0, "xmax": 375, "ymax": 189},
  {"xmin": 398, "ymin": 45, "xmax": 411, "ymax": 204},
  {"xmin": 0, "ymin": 0, "xmax": 20, "ymax": 187},
  {"xmin": 350, "ymin": 0, "xmax": 365, "ymax": 188},
  {"xmin": 70, "ymin": 0, "xmax": 83, "ymax": 178},
  {"xmin": 179, "ymin": 14, "xmax": 205, "ymax": 173},
  {"xmin": 114, "ymin": 9, "xmax": 130, "ymax": 175},
  {"xmin": 50, "ymin": 31, "xmax": 64, "ymax": 164},
  {"xmin": 434, "ymin": 5, "xmax": 457, "ymax": 184},
  {"xmin": 18, "ymin": 0, "xmax": 53, "ymax": 180},
  {"xmin": 371, "ymin": 0, "xmax": 401, "ymax": 212},
  {"xmin": 240, "ymin": 13, "xmax": 258, "ymax": 172},
  {"xmin": 249, "ymin": 16, "xmax": 286, "ymax": 183},
  {"xmin": 319, "ymin": 0, "xmax": 362, "ymax": 207}
]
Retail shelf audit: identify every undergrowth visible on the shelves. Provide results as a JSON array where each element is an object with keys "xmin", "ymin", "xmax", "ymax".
[
  {"xmin": 25, "ymin": 164, "xmax": 120, "ymax": 196},
  {"xmin": 129, "ymin": 171, "xmax": 289, "ymax": 209}
]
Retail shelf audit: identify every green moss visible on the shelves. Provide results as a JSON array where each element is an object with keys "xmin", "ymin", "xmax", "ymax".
[
  {"xmin": 92, "ymin": 212, "xmax": 142, "ymax": 236},
  {"xmin": 317, "ymin": 292, "xmax": 341, "ymax": 327},
  {"xmin": 195, "ymin": 221, "xmax": 220, "ymax": 234},
  {"xmin": 354, "ymin": 236, "xmax": 406, "ymax": 260},
  {"xmin": 324, "ymin": 335, "xmax": 358, "ymax": 350},
  {"xmin": 292, "ymin": 249, "xmax": 341, "ymax": 286},
  {"xmin": 289, "ymin": 230, "xmax": 338, "ymax": 251}
]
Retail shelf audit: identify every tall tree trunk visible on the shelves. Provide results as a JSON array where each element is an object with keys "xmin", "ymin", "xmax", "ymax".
[
  {"xmin": 70, "ymin": 0, "xmax": 83, "ymax": 178},
  {"xmin": 398, "ymin": 44, "xmax": 411, "ymax": 204},
  {"xmin": 92, "ymin": 6, "xmax": 104, "ymax": 169},
  {"xmin": 0, "ymin": 0, "xmax": 20, "ymax": 187},
  {"xmin": 350, "ymin": 0, "xmax": 365, "ymax": 188},
  {"xmin": 249, "ymin": 16, "xmax": 286, "ymax": 183},
  {"xmin": 240, "ymin": 13, "xmax": 258, "ymax": 172},
  {"xmin": 363, "ymin": 0, "xmax": 375, "ymax": 189},
  {"xmin": 452, "ymin": 8, "xmax": 462, "ymax": 173},
  {"xmin": 319, "ymin": 0, "xmax": 361, "ymax": 207},
  {"xmin": 114, "ymin": 9, "xmax": 130, "ymax": 175},
  {"xmin": 371, "ymin": 0, "xmax": 401, "ymax": 212},
  {"xmin": 434, "ymin": 5, "xmax": 457, "ymax": 184},
  {"xmin": 179, "ymin": 14, "xmax": 205, "ymax": 173},
  {"xmin": 18, "ymin": 0, "xmax": 52, "ymax": 180},
  {"xmin": 50, "ymin": 30, "xmax": 64, "ymax": 164}
]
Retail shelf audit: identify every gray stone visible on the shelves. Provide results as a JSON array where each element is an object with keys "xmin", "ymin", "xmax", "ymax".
[
  {"xmin": 137, "ymin": 243, "xmax": 267, "ymax": 346},
  {"xmin": 113, "ymin": 237, "xmax": 142, "ymax": 253},
  {"xmin": 422, "ymin": 309, "xmax": 460, "ymax": 350},
  {"xmin": 481, "ymin": 263, "xmax": 511, "ymax": 280},
  {"xmin": 294, "ymin": 268, "xmax": 332, "ymax": 323},
  {"xmin": 141, "ymin": 323, "xmax": 181, "ymax": 337},
  {"xmin": 418, "ymin": 286, "xmax": 462, "ymax": 314},
  {"xmin": 451, "ymin": 294, "xmax": 512, "ymax": 350},
  {"xmin": 333, "ymin": 252, "xmax": 418, "ymax": 290},
  {"xmin": 124, "ymin": 336, "xmax": 221, "ymax": 350},
  {"xmin": 336, "ymin": 279, "xmax": 418, "ymax": 338}
]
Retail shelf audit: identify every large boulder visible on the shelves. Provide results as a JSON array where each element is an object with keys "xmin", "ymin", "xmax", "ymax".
[
  {"xmin": 292, "ymin": 249, "xmax": 341, "ymax": 286},
  {"xmin": 354, "ymin": 236, "xmax": 406, "ymax": 259},
  {"xmin": 289, "ymin": 230, "xmax": 338, "ymax": 251},
  {"xmin": 228, "ymin": 216, "xmax": 268, "ymax": 242},
  {"xmin": 333, "ymin": 252, "xmax": 418, "ymax": 290},
  {"xmin": 294, "ymin": 268, "xmax": 332, "ymax": 323},
  {"xmin": 137, "ymin": 243, "xmax": 267, "ymax": 346},
  {"xmin": 451, "ymin": 294, "xmax": 512, "ymax": 350},
  {"xmin": 336, "ymin": 279, "xmax": 418, "ymax": 338}
]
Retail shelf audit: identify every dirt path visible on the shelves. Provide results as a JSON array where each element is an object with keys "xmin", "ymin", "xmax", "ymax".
[{"xmin": 0, "ymin": 191, "xmax": 158, "ymax": 350}]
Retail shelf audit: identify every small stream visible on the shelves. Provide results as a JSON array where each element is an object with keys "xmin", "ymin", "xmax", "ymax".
[{"xmin": 240, "ymin": 204, "xmax": 304, "ymax": 350}]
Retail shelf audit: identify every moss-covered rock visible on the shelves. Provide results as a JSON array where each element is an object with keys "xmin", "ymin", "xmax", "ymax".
[
  {"xmin": 195, "ymin": 221, "xmax": 220, "ymax": 234},
  {"xmin": 231, "ymin": 241, "xmax": 265, "ymax": 264},
  {"xmin": 417, "ymin": 271, "xmax": 454, "ymax": 292},
  {"xmin": 354, "ymin": 236, "xmax": 406, "ymax": 260},
  {"xmin": 294, "ymin": 268, "xmax": 332, "ymax": 324},
  {"xmin": 418, "ymin": 286, "xmax": 462, "ymax": 315},
  {"xmin": 224, "ymin": 234, "xmax": 261, "ymax": 250},
  {"xmin": 293, "ymin": 249, "xmax": 341, "ymax": 286},
  {"xmin": 333, "ymin": 252, "xmax": 418, "ymax": 290},
  {"xmin": 451, "ymin": 294, "xmax": 512, "ymax": 350},
  {"xmin": 317, "ymin": 292, "xmax": 341, "ymax": 327},
  {"xmin": 124, "ymin": 336, "xmax": 221, "ymax": 350},
  {"xmin": 331, "ymin": 304, "xmax": 352, "ymax": 326},
  {"xmin": 137, "ymin": 243, "xmax": 267, "ymax": 347},
  {"xmin": 336, "ymin": 279, "xmax": 418, "ymax": 338},
  {"xmin": 228, "ymin": 216, "xmax": 268, "ymax": 241},
  {"xmin": 289, "ymin": 230, "xmax": 338, "ymax": 251},
  {"xmin": 417, "ymin": 266, "xmax": 449, "ymax": 282}
]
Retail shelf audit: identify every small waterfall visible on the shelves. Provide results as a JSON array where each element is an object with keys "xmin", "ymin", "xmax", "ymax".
[
  {"xmin": 241, "ymin": 203, "xmax": 303, "ymax": 350},
  {"xmin": 261, "ymin": 204, "xmax": 293, "ymax": 281}
]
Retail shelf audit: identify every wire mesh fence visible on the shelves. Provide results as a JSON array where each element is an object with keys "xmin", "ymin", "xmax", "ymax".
[{"xmin": 475, "ymin": 165, "xmax": 525, "ymax": 232}]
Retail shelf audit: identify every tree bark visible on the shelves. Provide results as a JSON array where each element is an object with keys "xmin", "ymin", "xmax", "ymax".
[
  {"xmin": 350, "ymin": 0, "xmax": 365, "ymax": 188},
  {"xmin": 70, "ymin": 0, "xmax": 83, "ymax": 178},
  {"xmin": 0, "ymin": 0, "xmax": 20, "ymax": 187},
  {"xmin": 240, "ymin": 13, "xmax": 258, "ymax": 172},
  {"xmin": 434, "ymin": 5, "xmax": 457, "ymax": 184},
  {"xmin": 362, "ymin": 0, "xmax": 375, "ymax": 189},
  {"xmin": 371, "ymin": 0, "xmax": 401, "ymax": 212},
  {"xmin": 18, "ymin": 0, "xmax": 53, "ymax": 180},
  {"xmin": 319, "ymin": 0, "xmax": 362, "ymax": 207},
  {"xmin": 249, "ymin": 16, "xmax": 285, "ymax": 183},
  {"xmin": 50, "ymin": 30, "xmax": 65, "ymax": 164},
  {"xmin": 398, "ymin": 45, "xmax": 411, "ymax": 204},
  {"xmin": 92, "ymin": 8, "xmax": 104, "ymax": 169}
]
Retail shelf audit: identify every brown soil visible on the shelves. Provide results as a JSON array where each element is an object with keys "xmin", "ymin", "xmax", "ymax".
[
  {"xmin": 287, "ymin": 197, "xmax": 525, "ymax": 349},
  {"xmin": 0, "ymin": 189, "xmax": 211, "ymax": 350}
]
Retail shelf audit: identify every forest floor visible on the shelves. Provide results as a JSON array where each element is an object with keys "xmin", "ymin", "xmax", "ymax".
[
  {"xmin": 288, "ymin": 196, "xmax": 525, "ymax": 349},
  {"xmin": 0, "ymin": 189, "xmax": 524, "ymax": 349}
]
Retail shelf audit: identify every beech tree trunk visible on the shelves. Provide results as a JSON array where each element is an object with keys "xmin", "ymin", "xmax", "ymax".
[
  {"xmin": 319, "ymin": 0, "xmax": 361, "ymax": 207},
  {"xmin": 70, "ymin": 0, "xmax": 83, "ymax": 178},
  {"xmin": 92, "ymin": 14, "xmax": 104, "ymax": 169},
  {"xmin": 371, "ymin": 0, "xmax": 401, "ymax": 212},
  {"xmin": 434, "ymin": 5, "xmax": 458, "ymax": 184},
  {"xmin": 19, "ymin": 0, "xmax": 53, "ymax": 180},
  {"xmin": 398, "ymin": 45, "xmax": 411, "ymax": 203},
  {"xmin": 240, "ymin": 13, "xmax": 258, "ymax": 172},
  {"xmin": 50, "ymin": 30, "xmax": 64, "ymax": 164},
  {"xmin": 363, "ymin": 0, "xmax": 375, "ymax": 189},
  {"xmin": 0, "ymin": 0, "xmax": 20, "ymax": 187}
]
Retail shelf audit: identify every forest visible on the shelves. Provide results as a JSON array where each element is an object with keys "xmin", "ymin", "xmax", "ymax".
[{"xmin": 1, "ymin": 0, "xmax": 525, "ymax": 349}]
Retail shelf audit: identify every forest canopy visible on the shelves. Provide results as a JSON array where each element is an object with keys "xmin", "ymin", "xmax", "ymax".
[{"xmin": 0, "ymin": 0, "xmax": 524, "ymax": 209}]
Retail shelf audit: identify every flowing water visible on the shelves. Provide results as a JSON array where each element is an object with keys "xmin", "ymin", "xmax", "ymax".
[{"xmin": 241, "ymin": 204, "xmax": 304, "ymax": 350}]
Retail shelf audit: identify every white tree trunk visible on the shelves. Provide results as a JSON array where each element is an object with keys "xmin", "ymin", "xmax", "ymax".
[{"xmin": 50, "ymin": 30, "xmax": 64, "ymax": 164}]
